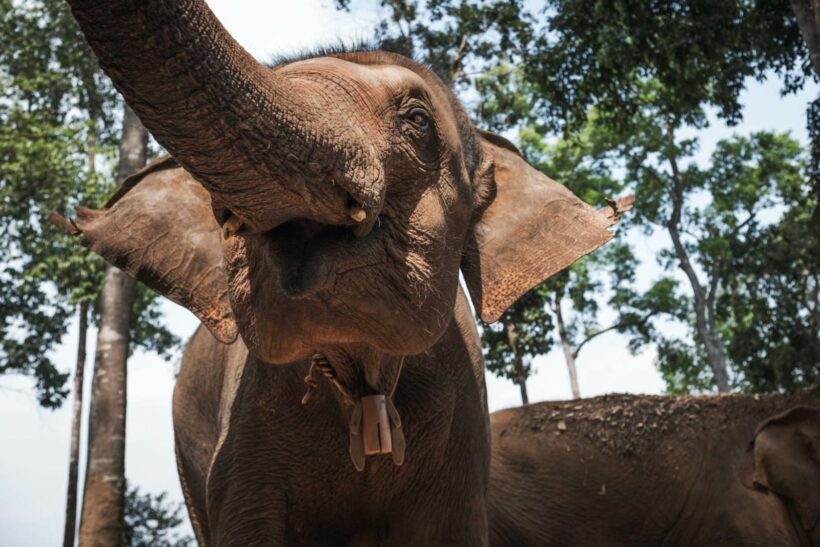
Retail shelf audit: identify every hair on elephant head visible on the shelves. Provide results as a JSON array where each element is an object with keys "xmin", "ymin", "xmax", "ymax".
[{"xmin": 51, "ymin": 5, "xmax": 625, "ymax": 364}]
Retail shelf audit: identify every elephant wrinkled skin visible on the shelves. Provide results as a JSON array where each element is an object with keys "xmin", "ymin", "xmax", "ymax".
[
  {"xmin": 55, "ymin": 1, "xmax": 624, "ymax": 544},
  {"xmin": 488, "ymin": 387, "xmax": 820, "ymax": 547}
]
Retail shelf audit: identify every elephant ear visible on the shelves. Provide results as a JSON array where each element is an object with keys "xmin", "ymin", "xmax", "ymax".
[
  {"xmin": 461, "ymin": 131, "xmax": 633, "ymax": 323},
  {"xmin": 751, "ymin": 406, "xmax": 820, "ymax": 531},
  {"xmin": 49, "ymin": 155, "xmax": 238, "ymax": 344}
]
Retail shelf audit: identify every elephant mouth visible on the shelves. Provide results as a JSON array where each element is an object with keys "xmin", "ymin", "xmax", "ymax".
[{"xmin": 262, "ymin": 216, "xmax": 386, "ymax": 298}]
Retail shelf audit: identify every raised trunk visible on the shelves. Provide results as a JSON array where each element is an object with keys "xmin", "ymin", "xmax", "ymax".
[
  {"xmin": 552, "ymin": 297, "xmax": 581, "ymax": 399},
  {"xmin": 790, "ymin": 0, "xmax": 820, "ymax": 78},
  {"xmin": 503, "ymin": 320, "xmax": 529, "ymax": 405},
  {"xmin": 62, "ymin": 302, "xmax": 88, "ymax": 547},
  {"xmin": 664, "ymin": 123, "xmax": 731, "ymax": 393},
  {"xmin": 78, "ymin": 105, "xmax": 145, "ymax": 546},
  {"xmin": 65, "ymin": 0, "xmax": 374, "ymax": 232}
]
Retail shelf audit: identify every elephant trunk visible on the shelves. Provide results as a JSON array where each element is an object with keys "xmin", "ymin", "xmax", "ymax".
[{"xmin": 67, "ymin": 0, "xmax": 379, "ymax": 232}]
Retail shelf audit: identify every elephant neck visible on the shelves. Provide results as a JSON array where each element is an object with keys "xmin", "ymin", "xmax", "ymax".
[
  {"xmin": 301, "ymin": 349, "xmax": 405, "ymax": 408},
  {"xmin": 298, "ymin": 346, "xmax": 407, "ymax": 471}
]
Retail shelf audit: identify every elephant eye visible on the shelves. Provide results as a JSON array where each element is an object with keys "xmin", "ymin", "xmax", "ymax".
[{"xmin": 405, "ymin": 109, "xmax": 430, "ymax": 131}]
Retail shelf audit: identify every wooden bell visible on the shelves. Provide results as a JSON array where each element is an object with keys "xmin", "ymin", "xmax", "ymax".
[{"xmin": 361, "ymin": 394, "xmax": 392, "ymax": 455}]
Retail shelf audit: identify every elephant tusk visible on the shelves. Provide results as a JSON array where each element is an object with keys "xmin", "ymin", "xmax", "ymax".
[{"xmin": 349, "ymin": 206, "xmax": 367, "ymax": 223}]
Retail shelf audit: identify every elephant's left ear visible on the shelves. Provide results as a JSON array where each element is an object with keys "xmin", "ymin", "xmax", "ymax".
[
  {"xmin": 461, "ymin": 131, "xmax": 633, "ymax": 323},
  {"xmin": 751, "ymin": 406, "xmax": 820, "ymax": 531},
  {"xmin": 49, "ymin": 155, "xmax": 239, "ymax": 344}
]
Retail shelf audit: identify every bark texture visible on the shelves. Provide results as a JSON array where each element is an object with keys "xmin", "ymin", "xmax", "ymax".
[
  {"xmin": 78, "ymin": 105, "xmax": 146, "ymax": 546},
  {"xmin": 790, "ymin": 0, "xmax": 820, "ymax": 78},
  {"xmin": 504, "ymin": 320, "xmax": 529, "ymax": 405},
  {"xmin": 553, "ymin": 298, "xmax": 581, "ymax": 400},
  {"xmin": 62, "ymin": 302, "xmax": 88, "ymax": 547},
  {"xmin": 665, "ymin": 123, "xmax": 730, "ymax": 393}
]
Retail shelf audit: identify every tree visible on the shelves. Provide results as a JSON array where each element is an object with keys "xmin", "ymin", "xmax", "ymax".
[
  {"xmin": 480, "ymin": 110, "xmax": 673, "ymax": 401},
  {"xmin": 342, "ymin": 1, "xmax": 818, "ymax": 394},
  {"xmin": 123, "ymin": 483, "xmax": 193, "ymax": 547},
  {"xmin": 615, "ymin": 127, "xmax": 814, "ymax": 393},
  {"xmin": 521, "ymin": 122, "xmax": 684, "ymax": 399},
  {"xmin": 1, "ymin": 3, "xmax": 180, "ymax": 544},
  {"xmin": 719, "ymin": 192, "xmax": 819, "ymax": 390},
  {"xmin": 482, "ymin": 288, "xmax": 554, "ymax": 404},
  {"xmin": 0, "ymin": 0, "xmax": 108, "ymax": 407},
  {"xmin": 515, "ymin": 3, "xmax": 817, "ymax": 393},
  {"xmin": 526, "ymin": 0, "xmax": 815, "ymax": 133},
  {"xmin": 78, "ymin": 105, "xmax": 147, "ymax": 546},
  {"xmin": 788, "ymin": 0, "xmax": 820, "ymax": 78},
  {"xmin": 335, "ymin": 0, "xmax": 533, "ymax": 87}
]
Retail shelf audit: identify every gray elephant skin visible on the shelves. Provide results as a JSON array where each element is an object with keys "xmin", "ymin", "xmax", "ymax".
[{"xmin": 55, "ymin": 0, "xmax": 624, "ymax": 544}]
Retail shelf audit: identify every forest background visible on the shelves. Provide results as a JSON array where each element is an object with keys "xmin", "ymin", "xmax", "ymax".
[{"xmin": 0, "ymin": 0, "xmax": 817, "ymax": 544}]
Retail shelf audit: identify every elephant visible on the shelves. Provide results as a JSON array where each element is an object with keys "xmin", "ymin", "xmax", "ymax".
[
  {"xmin": 488, "ymin": 387, "xmax": 820, "ymax": 546},
  {"xmin": 53, "ymin": 1, "xmax": 628, "ymax": 544}
]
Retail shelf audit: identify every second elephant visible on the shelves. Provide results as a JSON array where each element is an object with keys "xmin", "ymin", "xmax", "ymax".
[{"xmin": 489, "ymin": 387, "xmax": 820, "ymax": 546}]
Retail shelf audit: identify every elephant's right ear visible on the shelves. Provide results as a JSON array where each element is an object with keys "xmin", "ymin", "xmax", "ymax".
[
  {"xmin": 50, "ymin": 156, "xmax": 238, "ymax": 344},
  {"xmin": 461, "ymin": 131, "xmax": 632, "ymax": 323},
  {"xmin": 751, "ymin": 406, "xmax": 820, "ymax": 531}
]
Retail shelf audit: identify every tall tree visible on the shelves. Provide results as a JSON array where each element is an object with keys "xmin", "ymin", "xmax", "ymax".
[
  {"xmin": 789, "ymin": 0, "xmax": 820, "ymax": 78},
  {"xmin": 0, "ymin": 0, "xmax": 100, "ymax": 407},
  {"xmin": 63, "ymin": 301, "xmax": 87, "ymax": 547},
  {"xmin": 615, "ymin": 128, "xmax": 815, "ymax": 393},
  {"xmin": 78, "ymin": 105, "xmax": 147, "ymax": 546},
  {"xmin": 483, "ymin": 288, "xmax": 554, "ymax": 404},
  {"xmin": 719, "ymin": 184, "xmax": 819, "ymax": 390}
]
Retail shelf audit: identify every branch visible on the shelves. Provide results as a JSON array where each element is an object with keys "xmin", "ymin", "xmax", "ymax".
[
  {"xmin": 729, "ymin": 210, "xmax": 757, "ymax": 239},
  {"xmin": 450, "ymin": 34, "xmax": 469, "ymax": 82},
  {"xmin": 707, "ymin": 256, "xmax": 722, "ymax": 329},
  {"xmin": 572, "ymin": 310, "xmax": 661, "ymax": 358},
  {"xmin": 644, "ymin": 165, "xmax": 672, "ymax": 189}
]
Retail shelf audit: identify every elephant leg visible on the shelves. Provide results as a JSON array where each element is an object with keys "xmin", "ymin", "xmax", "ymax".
[
  {"xmin": 208, "ymin": 482, "xmax": 287, "ymax": 546},
  {"xmin": 387, "ymin": 494, "xmax": 489, "ymax": 547},
  {"xmin": 175, "ymin": 443, "xmax": 211, "ymax": 546}
]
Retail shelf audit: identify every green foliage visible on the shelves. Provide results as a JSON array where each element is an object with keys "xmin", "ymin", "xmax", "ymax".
[
  {"xmin": 655, "ymin": 338, "xmax": 714, "ymax": 394},
  {"xmin": 620, "ymin": 125, "xmax": 816, "ymax": 392},
  {"xmin": 123, "ymin": 484, "xmax": 192, "ymax": 547},
  {"xmin": 527, "ymin": 0, "xmax": 815, "ymax": 132},
  {"xmin": 0, "ymin": 0, "xmax": 109, "ymax": 406},
  {"xmin": 0, "ymin": 0, "xmax": 179, "ymax": 407},
  {"xmin": 340, "ymin": 0, "xmax": 819, "ymax": 395},
  {"xmin": 336, "ymin": 0, "xmax": 533, "ymax": 87},
  {"xmin": 482, "ymin": 288, "xmax": 554, "ymax": 385},
  {"xmin": 719, "ymin": 188, "xmax": 819, "ymax": 391}
]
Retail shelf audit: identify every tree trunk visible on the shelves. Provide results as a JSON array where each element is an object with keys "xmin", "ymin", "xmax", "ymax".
[
  {"xmin": 552, "ymin": 297, "xmax": 581, "ymax": 399},
  {"xmin": 64, "ymin": 121, "xmax": 97, "ymax": 547},
  {"xmin": 790, "ymin": 0, "xmax": 820, "ymax": 78},
  {"xmin": 664, "ymin": 123, "xmax": 731, "ymax": 393},
  {"xmin": 62, "ymin": 302, "xmax": 88, "ymax": 547},
  {"xmin": 78, "ymin": 105, "xmax": 146, "ymax": 547},
  {"xmin": 503, "ymin": 320, "xmax": 529, "ymax": 405}
]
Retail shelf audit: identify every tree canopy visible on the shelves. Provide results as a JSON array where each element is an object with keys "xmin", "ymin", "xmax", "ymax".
[
  {"xmin": 0, "ymin": 0, "xmax": 178, "ymax": 408},
  {"xmin": 339, "ymin": 0, "xmax": 819, "ymax": 395}
]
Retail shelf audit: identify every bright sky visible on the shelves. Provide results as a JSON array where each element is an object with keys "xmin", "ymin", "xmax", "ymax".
[{"xmin": 0, "ymin": 2, "xmax": 817, "ymax": 545}]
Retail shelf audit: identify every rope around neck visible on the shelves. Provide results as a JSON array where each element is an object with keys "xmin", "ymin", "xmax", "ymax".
[{"xmin": 301, "ymin": 353, "xmax": 405, "ymax": 407}]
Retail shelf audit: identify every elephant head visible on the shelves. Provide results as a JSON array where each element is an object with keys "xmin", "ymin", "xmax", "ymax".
[
  {"xmin": 751, "ymin": 406, "xmax": 820, "ymax": 541},
  {"xmin": 54, "ymin": 0, "xmax": 625, "ymax": 364}
]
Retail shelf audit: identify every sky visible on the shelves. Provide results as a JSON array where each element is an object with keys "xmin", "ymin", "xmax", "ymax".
[{"xmin": 0, "ymin": 1, "xmax": 817, "ymax": 545}]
